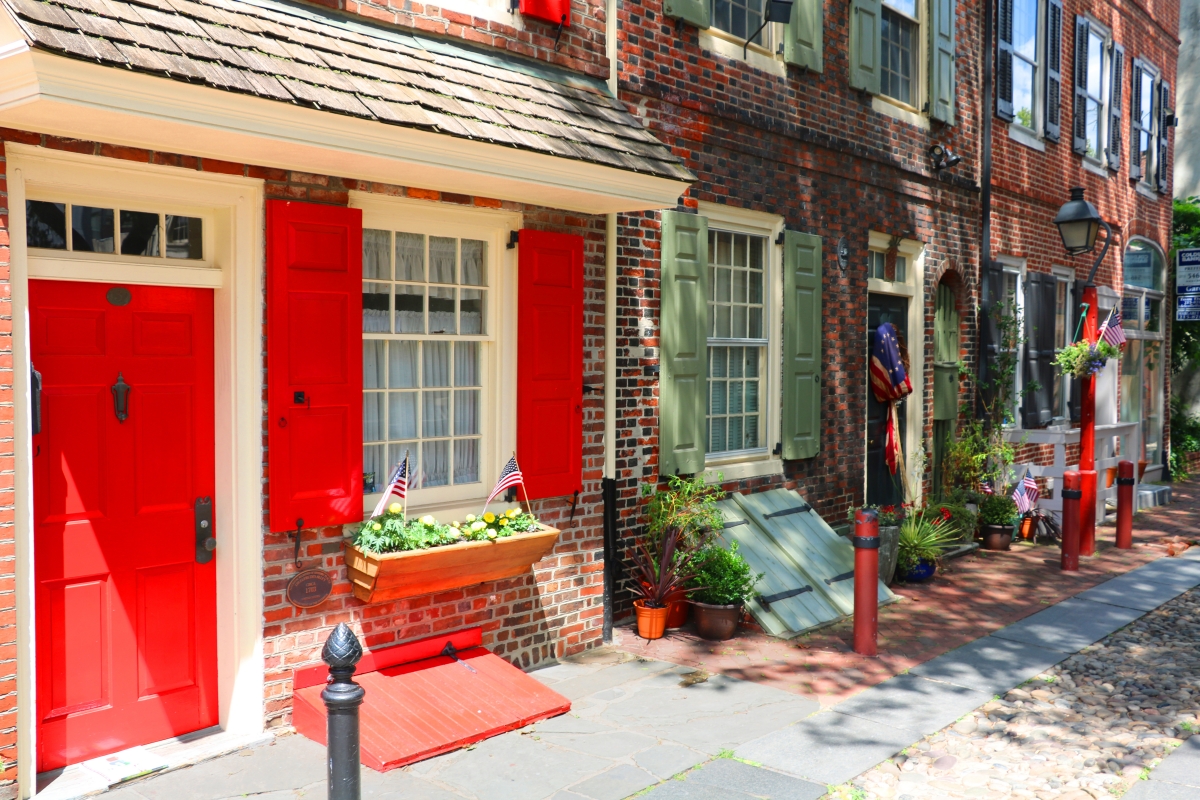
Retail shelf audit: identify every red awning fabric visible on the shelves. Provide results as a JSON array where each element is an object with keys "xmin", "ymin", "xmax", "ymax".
[{"xmin": 293, "ymin": 629, "xmax": 570, "ymax": 771}]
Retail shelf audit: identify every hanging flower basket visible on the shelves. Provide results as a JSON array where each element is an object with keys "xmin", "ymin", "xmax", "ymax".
[{"xmin": 1054, "ymin": 340, "xmax": 1121, "ymax": 379}]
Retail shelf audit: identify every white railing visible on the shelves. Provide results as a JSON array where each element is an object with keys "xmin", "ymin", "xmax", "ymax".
[{"xmin": 1005, "ymin": 421, "xmax": 1140, "ymax": 522}]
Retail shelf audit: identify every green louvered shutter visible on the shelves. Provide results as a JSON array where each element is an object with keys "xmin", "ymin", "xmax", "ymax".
[
  {"xmin": 783, "ymin": 0, "xmax": 822, "ymax": 72},
  {"xmin": 782, "ymin": 231, "xmax": 822, "ymax": 460},
  {"xmin": 660, "ymin": 211, "xmax": 709, "ymax": 476},
  {"xmin": 929, "ymin": 0, "xmax": 956, "ymax": 124},
  {"xmin": 664, "ymin": 0, "xmax": 710, "ymax": 28},
  {"xmin": 849, "ymin": 0, "xmax": 881, "ymax": 93}
]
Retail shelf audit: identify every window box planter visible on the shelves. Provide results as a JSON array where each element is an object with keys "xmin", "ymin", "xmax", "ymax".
[{"xmin": 343, "ymin": 525, "xmax": 561, "ymax": 604}]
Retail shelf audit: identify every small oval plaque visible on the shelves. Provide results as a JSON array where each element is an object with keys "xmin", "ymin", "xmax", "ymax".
[
  {"xmin": 287, "ymin": 568, "xmax": 333, "ymax": 608},
  {"xmin": 106, "ymin": 286, "xmax": 132, "ymax": 306}
]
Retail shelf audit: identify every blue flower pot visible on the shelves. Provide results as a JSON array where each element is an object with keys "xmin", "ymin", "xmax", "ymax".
[{"xmin": 898, "ymin": 559, "xmax": 936, "ymax": 583}]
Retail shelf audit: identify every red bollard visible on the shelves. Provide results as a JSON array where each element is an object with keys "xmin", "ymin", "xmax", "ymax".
[
  {"xmin": 1080, "ymin": 470, "xmax": 1097, "ymax": 557},
  {"xmin": 1061, "ymin": 471, "xmax": 1081, "ymax": 572},
  {"xmin": 1115, "ymin": 460, "xmax": 1134, "ymax": 549},
  {"xmin": 853, "ymin": 509, "xmax": 879, "ymax": 656}
]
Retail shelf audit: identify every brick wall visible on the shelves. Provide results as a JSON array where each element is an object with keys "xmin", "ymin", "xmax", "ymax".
[{"xmin": 0, "ymin": 139, "xmax": 17, "ymax": 797}]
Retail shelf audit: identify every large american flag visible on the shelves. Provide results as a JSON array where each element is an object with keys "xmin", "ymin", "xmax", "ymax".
[
  {"xmin": 869, "ymin": 323, "xmax": 913, "ymax": 475},
  {"xmin": 486, "ymin": 456, "xmax": 525, "ymax": 505},
  {"xmin": 370, "ymin": 453, "xmax": 408, "ymax": 518},
  {"xmin": 1012, "ymin": 469, "xmax": 1039, "ymax": 515},
  {"xmin": 1099, "ymin": 307, "xmax": 1127, "ymax": 347}
]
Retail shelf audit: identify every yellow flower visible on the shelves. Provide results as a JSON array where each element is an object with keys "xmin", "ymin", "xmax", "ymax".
[
  {"xmin": 507, "ymin": 508, "xmax": 520, "ymax": 518},
  {"xmin": 471, "ymin": 520, "xmax": 487, "ymax": 532},
  {"xmin": 486, "ymin": 530, "xmax": 498, "ymax": 539},
  {"xmin": 483, "ymin": 512, "xmax": 496, "ymax": 523},
  {"xmin": 421, "ymin": 515, "xmax": 436, "ymax": 526},
  {"xmin": 451, "ymin": 521, "xmax": 460, "ymax": 528},
  {"xmin": 389, "ymin": 502, "xmax": 402, "ymax": 514},
  {"xmin": 372, "ymin": 522, "xmax": 382, "ymax": 531},
  {"xmin": 465, "ymin": 514, "xmax": 477, "ymax": 523},
  {"xmin": 448, "ymin": 528, "xmax": 462, "ymax": 539},
  {"xmin": 498, "ymin": 517, "xmax": 508, "ymax": 526}
]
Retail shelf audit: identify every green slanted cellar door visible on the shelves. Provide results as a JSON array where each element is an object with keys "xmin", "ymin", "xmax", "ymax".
[{"xmin": 714, "ymin": 489, "xmax": 897, "ymax": 638}]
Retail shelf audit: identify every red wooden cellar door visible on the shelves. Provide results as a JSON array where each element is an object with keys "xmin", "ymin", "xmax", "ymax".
[{"xmin": 30, "ymin": 280, "xmax": 218, "ymax": 772}]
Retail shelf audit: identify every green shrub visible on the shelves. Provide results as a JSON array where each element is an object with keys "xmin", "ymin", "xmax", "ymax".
[
  {"xmin": 933, "ymin": 503, "xmax": 977, "ymax": 542},
  {"xmin": 896, "ymin": 510, "xmax": 959, "ymax": 573},
  {"xmin": 687, "ymin": 541, "xmax": 761, "ymax": 606},
  {"xmin": 978, "ymin": 494, "xmax": 1018, "ymax": 526}
]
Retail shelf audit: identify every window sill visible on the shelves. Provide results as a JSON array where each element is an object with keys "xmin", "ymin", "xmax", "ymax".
[
  {"xmin": 1081, "ymin": 158, "xmax": 1109, "ymax": 178},
  {"xmin": 1135, "ymin": 182, "xmax": 1160, "ymax": 201},
  {"xmin": 870, "ymin": 96, "xmax": 930, "ymax": 131},
  {"xmin": 1007, "ymin": 124, "xmax": 1045, "ymax": 151},
  {"xmin": 698, "ymin": 29, "xmax": 786, "ymax": 77},
  {"xmin": 704, "ymin": 457, "xmax": 783, "ymax": 483}
]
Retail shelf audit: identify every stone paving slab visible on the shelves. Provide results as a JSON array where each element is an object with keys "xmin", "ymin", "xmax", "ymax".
[
  {"xmin": 534, "ymin": 659, "xmax": 677, "ymax": 701},
  {"xmin": 735, "ymin": 710, "xmax": 915, "ymax": 785},
  {"xmin": 567, "ymin": 764, "xmax": 657, "ymax": 800},
  {"xmin": 638, "ymin": 758, "xmax": 826, "ymax": 800},
  {"xmin": 632, "ymin": 745, "xmax": 708, "ymax": 780},
  {"xmin": 1145, "ymin": 735, "xmax": 1200, "ymax": 787},
  {"xmin": 829, "ymin": 673, "xmax": 993, "ymax": 735},
  {"xmin": 1125, "ymin": 556, "xmax": 1200, "ymax": 588},
  {"xmin": 908, "ymin": 635, "xmax": 1068, "ymax": 696},
  {"xmin": 1120, "ymin": 781, "xmax": 1200, "ymax": 800},
  {"xmin": 989, "ymin": 596, "xmax": 1146, "ymax": 652},
  {"xmin": 1074, "ymin": 570, "xmax": 1192, "ymax": 610}
]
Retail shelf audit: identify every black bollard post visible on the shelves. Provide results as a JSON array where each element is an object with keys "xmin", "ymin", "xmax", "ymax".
[{"xmin": 322, "ymin": 623, "xmax": 365, "ymax": 800}]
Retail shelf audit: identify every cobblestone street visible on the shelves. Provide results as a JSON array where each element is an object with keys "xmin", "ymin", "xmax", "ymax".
[{"xmin": 847, "ymin": 588, "xmax": 1200, "ymax": 799}]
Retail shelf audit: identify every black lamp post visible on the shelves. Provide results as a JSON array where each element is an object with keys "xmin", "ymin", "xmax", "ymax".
[
  {"xmin": 744, "ymin": 0, "xmax": 793, "ymax": 58},
  {"xmin": 1053, "ymin": 186, "xmax": 1113, "ymax": 285}
]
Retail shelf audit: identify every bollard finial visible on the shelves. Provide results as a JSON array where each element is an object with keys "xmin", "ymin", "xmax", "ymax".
[{"xmin": 322, "ymin": 623, "xmax": 363, "ymax": 671}]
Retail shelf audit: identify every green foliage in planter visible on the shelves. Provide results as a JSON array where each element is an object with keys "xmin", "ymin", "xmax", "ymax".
[
  {"xmin": 354, "ymin": 507, "xmax": 540, "ymax": 554},
  {"xmin": 687, "ymin": 541, "xmax": 762, "ymax": 606},
  {"xmin": 846, "ymin": 503, "xmax": 908, "ymax": 527},
  {"xmin": 1054, "ymin": 340, "xmax": 1121, "ymax": 379},
  {"xmin": 932, "ymin": 502, "xmax": 977, "ymax": 542},
  {"xmin": 978, "ymin": 494, "xmax": 1018, "ymax": 527},
  {"xmin": 641, "ymin": 474, "xmax": 725, "ymax": 550},
  {"xmin": 896, "ymin": 509, "xmax": 958, "ymax": 573}
]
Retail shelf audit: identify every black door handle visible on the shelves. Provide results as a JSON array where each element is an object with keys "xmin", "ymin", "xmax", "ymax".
[
  {"xmin": 31, "ymin": 365, "xmax": 42, "ymax": 435},
  {"xmin": 111, "ymin": 372, "xmax": 131, "ymax": 423},
  {"xmin": 195, "ymin": 497, "xmax": 215, "ymax": 563}
]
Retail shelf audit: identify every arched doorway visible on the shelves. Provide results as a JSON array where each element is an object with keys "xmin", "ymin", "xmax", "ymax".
[{"xmin": 932, "ymin": 279, "xmax": 960, "ymax": 495}]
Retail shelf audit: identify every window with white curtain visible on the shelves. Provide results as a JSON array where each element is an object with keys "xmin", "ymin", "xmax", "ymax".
[{"xmin": 362, "ymin": 229, "xmax": 487, "ymax": 495}]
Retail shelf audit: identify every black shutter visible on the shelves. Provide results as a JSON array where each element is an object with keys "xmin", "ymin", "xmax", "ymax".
[
  {"xmin": 1044, "ymin": 0, "xmax": 1063, "ymax": 141},
  {"xmin": 1130, "ymin": 59, "xmax": 1144, "ymax": 180},
  {"xmin": 1157, "ymin": 79, "xmax": 1170, "ymax": 192},
  {"xmin": 1068, "ymin": 279, "xmax": 1085, "ymax": 423},
  {"xmin": 1072, "ymin": 16, "xmax": 1090, "ymax": 155},
  {"xmin": 978, "ymin": 261, "xmax": 1005, "ymax": 415},
  {"xmin": 1107, "ymin": 43, "xmax": 1124, "ymax": 170},
  {"xmin": 1036, "ymin": 275, "xmax": 1057, "ymax": 426},
  {"xmin": 1022, "ymin": 273, "xmax": 1042, "ymax": 428},
  {"xmin": 996, "ymin": 0, "xmax": 1014, "ymax": 121}
]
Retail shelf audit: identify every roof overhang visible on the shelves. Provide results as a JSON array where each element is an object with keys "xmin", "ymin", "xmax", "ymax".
[{"xmin": 0, "ymin": 39, "xmax": 689, "ymax": 214}]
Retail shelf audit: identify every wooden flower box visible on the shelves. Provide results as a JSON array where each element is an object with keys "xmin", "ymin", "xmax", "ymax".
[{"xmin": 343, "ymin": 526, "xmax": 562, "ymax": 604}]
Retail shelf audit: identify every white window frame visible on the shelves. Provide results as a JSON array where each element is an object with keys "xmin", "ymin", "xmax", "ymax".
[
  {"xmin": 1136, "ymin": 60, "xmax": 1161, "ymax": 190},
  {"xmin": 1051, "ymin": 266, "xmax": 1075, "ymax": 424},
  {"xmin": 866, "ymin": 231, "xmax": 926, "ymax": 501},
  {"xmin": 699, "ymin": 203, "xmax": 783, "ymax": 482},
  {"xmin": 352, "ymin": 192, "xmax": 520, "ymax": 521},
  {"xmin": 879, "ymin": 0, "xmax": 923, "ymax": 112},
  {"xmin": 994, "ymin": 256, "xmax": 1026, "ymax": 429},
  {"xmin": 705, "ymin": 0, "xmax": 777, "ymax": 54},
  {"xmin": 1010, "ymin": 0, "xmax": 1044, "ymax": 135},
  {"xmin": 1120, "ymin": 237, "xmax": 1166, "ymax": 472},
  {"xmin": 1082, "ymin": 16, "xmax": 1112, "ymax": 166}
]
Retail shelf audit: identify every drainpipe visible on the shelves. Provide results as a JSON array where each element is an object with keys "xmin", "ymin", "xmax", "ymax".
[
  {"xmin": 601, "ymin": 0, "xmax": 619, "ymax": 643},
  {"xmin": 977, "ymin": 0, "xmax": 994, "ymax": 413}
]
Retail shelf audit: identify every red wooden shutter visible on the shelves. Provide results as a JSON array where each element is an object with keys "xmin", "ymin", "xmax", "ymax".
[
  {"xmin": 267, "ymin": 200, "xmax": 363, "ymax": 533},
  {"xmin": 517, "ymin": 230, "xmax": 583, "ymax": 501}
]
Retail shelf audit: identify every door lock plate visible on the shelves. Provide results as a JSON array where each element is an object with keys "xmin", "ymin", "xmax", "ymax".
[{"xmin": 195, "ymin": 496, "xmax": 215, "ymax": 564}]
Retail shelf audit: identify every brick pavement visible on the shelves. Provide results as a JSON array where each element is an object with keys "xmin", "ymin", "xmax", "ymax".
[{"xmin": 618, "ymin": 481, "xmax": 1200, "ymax": 708}]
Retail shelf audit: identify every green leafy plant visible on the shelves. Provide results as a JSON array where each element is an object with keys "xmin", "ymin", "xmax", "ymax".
[
  {"xmin": 846, "ymin": 503, "xmax": 908, "ymax": 527},
  {"xmin": 1170, "ymin": 396, "xmax": 1200, "ymax": 480},
  {"xmin": 641, "ymin": 474, "xmax": 725, "ymax": 553},
  {"xmin": 354, "ymin": 507, "xmax": 539, "ymax": 554},
  {"xmin": 629, "ymin": 526, "xmax": 704, "ymax": 608},
  {"xmin": 1054, "ymin": 340, "xmax": 1121, "ymax": 378},
  {"xmin": 687, "ymin": 541, "xmax": 762, "ymax": 606},
  {"xmin": 896, "ymin": 509, "xmax": 959, "ymax": 573},
  {"xmin": 934, "ymin": 502, "xmax": 977, "ymax": 542},
  {"xmin": 978, "ymin": 494, "xmax": 1018, "ymax": 527}
]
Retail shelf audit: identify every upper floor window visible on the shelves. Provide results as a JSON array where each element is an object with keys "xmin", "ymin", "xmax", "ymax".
[
  {"xmin": 710, "ymin": 0, "xmax": 769, "ymax": 47},
  {"xmin": 1011, "ymin": 0, "xmax": 1040, "ymax": 130},
  {"xmin": 1131, "ymin": 59, "xmax": 1164, "ymax": 189},
  {"xmin": 881, "ymin": 0, "xmax": 918, "ymax": 106},
  {"xmin": 1081, "ymin": 25, "xmax": 1108, "ymax": 160}
]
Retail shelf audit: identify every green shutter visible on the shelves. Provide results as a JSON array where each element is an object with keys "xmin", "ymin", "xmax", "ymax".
[
  {"xmin": 849, "ymin": 0, "xmax": 881, "ymax": 94},
  {"xmin": 929, "ymin": 0, "xmax": 956, "ymax": 124},
  {"xmin": 782, "ymin": 231, "xmax": 822, "ymax": 460},
  {"xmin": 660, "ymin": 210, "xmax": 709, "ymax": 476},
  {"xmin": 663, "ymin": 0, "xmax": 710, "ymax": 29},
  {"xmin": 783, "ymin": 0, "xmax": 823, "ymax": 72},
  {"xmin": 933, "ymin": 282, "xmax": 959, "ymax": 421}
]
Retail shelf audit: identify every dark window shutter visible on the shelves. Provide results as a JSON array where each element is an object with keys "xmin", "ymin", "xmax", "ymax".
[
  {"xmin": 782, "ymin": 231, "xmax": 823, "ymax": 460},
  {"xmin": 1038, "ymin": 275, "xmax": 1057, "ymax": 424},
  {"xmin": 1107, "ymin": 43, "xmax": 1124, "ymax": 170},
  {"xmin": 1044, "ymin": 0, "xmax": 1063, "ymax": 141},
  {"xmin": 1072, "ymin": 15, "xmax": 1090, "ymax": 155},
  {"xmin": 1157, "ymin": 79, "xmax": 1170, "ymax": 192},
  {"xmin": 517, "ymin": 230, "xmax": 584, "ymax": 500},
  {"xmin": 1129, "ymin": 59, "xmax": 1144, "ymax": 179},
  {"xmin": 663, "ymin": 0, "xmax": 709, "ymax": 28},
  {"xmin": 266, "ymin": 200, "xmax": 363, "ymax": 533},
  {"xmin": 850, "ymin": 0, "xmax": 882, "ymax": 94},
  {"xmin": 1068, "ymin": 278, "xmax": 1085, "ymax": 422},
  {"xmin": 784, "ymin": 0, "xmax": 823, "ymax": 72},
  {"xmin": 659, "ymin": 211, "xmax": 708, "ymax": 476},
  {"xmin": 1022, "ymin": 273, "xmax": 1043, "ymax": 428},
  {"xmin": 996, "ymin": 0, "xmax": 1014, "ymax": 121},
  {"xmin": 978, "ymin": 261, "xmax": 1005, "ymax": 414},
  {"xmin": 929, "ymin": 0, "xmax": 956, "ymax": 124}
]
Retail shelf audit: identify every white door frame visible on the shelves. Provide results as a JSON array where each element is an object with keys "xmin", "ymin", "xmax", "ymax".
[{"xmin": 8, "ymin": 144, "xmax": 265, "ymax": 796}]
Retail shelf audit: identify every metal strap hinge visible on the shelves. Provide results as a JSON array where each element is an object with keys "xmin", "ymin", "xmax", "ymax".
[
  {"xmin": 758, "ymin": 585, "xmax": 813, "ymax": 610},
  {"xmin": 763, "ymin": 503, "xmax": 812, "ymax": 519},
  {"xmin": 824, "ymin": 570, "xmax": 855, "ymax": 585},
  {"xmin": 723, "ymin": 519, "xmax": 749, "ymax": 529}
]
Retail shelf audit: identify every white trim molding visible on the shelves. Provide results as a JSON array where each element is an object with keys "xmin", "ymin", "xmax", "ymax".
[{"xmin": 0, "ymin": 46, "xmax": 691, "ymax": 215}]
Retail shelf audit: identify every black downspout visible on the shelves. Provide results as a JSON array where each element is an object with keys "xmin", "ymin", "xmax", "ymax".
[
  {"xmin": 601, "ymin": 477, "xmax": 618, "ymax": 642},
  {"xmin": 981, "ymin": 0, "xmax": 994, "ymax": 274}
]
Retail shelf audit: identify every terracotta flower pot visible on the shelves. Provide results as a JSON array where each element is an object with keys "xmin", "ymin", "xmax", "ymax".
[
  {"xmin": 691, "ymin": 601, "xmax": 742, "ymax": 641},
  {"xmin": 666, "ymin": 594, "xmax": 691, "ymax": 628},
  {"xmin": 1019, "ymin": 516, "xmax": 1035, "ymax": 540},
  {"xmin": 634, "ymin": 600, "xmax": 669, "ymax": 640},
  {"xmin": 1138, "ymin": 459, "xmax": 1148, "ymax": 482},
  {"xmin": 980, "ymin": 523, "xmax": 1013, "ymax": 551},
  {"xmin": 1105, "ymin": 467, "xmax": 1117, "ymax": 488}
]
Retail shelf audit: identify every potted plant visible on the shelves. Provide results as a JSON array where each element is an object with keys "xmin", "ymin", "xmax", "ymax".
[
  {"xmin": 977, "ymin": 494, "xmax": 1018, "ymax": 551},
  {"xmin": 935, "ymin": 501, "xmax": 978, "ymax": 542},
  {"xmin": 1054, "ymin": 339, "xmax": 1120, "ymax": 379},
  {"xmin": 628, "ymin": 526, "xmax": 702, "ymax": 640},
  {"xmin": 895, "ymin": 508, "xmax": 958, "ymax": 583},
  {"xmin": 686, "ymin": 541, "xmax": 762, "ymax": 641},
  {"xmin": 641, "ymin": 475, "xmax": 724, "ymax": 628},
  {"xmin": 343, "ymin": 507, "xmax": 560, "ymax": 603},
  {"xmin": 846, "ymin": 503, "xmax": 906, "ymax": 585}
]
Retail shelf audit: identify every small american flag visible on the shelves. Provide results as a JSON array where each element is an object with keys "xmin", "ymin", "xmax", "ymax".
[
  {"xmin": 486, "ymin": 456, "xmax": 525, "ymax": 506},
  {"xmin": 980, "ymin": 479, "xmax": 994, "ymax": 495},
  {"xmin": 1099, "ymin": 307, "xmax": 1127, "ymax": 347},
  {"xmin": 1022, "ymin": 470, "xmax": 1040, "ymax": 506},
  {"xmin": 1012, "ymin": 469, "xmax": 1037, "ymax": 515},
  {"xmin": 370, "ymin": 453, "xmax": 408, "ymax": 518}
]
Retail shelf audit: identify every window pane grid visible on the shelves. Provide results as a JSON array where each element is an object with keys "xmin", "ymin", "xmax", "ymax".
[
  {"xmin": 881, "ymin": 8, "xmax": 915, "ymax": 105},
  {"xmin": 710, "ymin": 0, "xmax": 765, "ymax": 44},
  {"xmin": 25, "ymin": 200, "xmax": 203, "ymax": 259}
]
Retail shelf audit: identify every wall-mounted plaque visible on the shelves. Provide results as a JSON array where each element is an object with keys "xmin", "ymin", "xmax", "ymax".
[{"xmin": 287, "ymin": 568, "xmax": 333, "ymax": 608}]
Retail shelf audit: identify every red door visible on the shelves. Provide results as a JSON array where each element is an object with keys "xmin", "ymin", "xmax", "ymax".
[{"xmin": 31, "ymin": 280, "xmax": 218, "ymax": 772}]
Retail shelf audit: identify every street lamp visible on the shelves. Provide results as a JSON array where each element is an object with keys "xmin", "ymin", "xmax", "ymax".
[
  {"xmin": 744, "ymin": 0, "xmax": 793, "ymax": 58},
  {"xmin": 1052, "ymin": 187, "xmax": 1114, "ymax": 558}
]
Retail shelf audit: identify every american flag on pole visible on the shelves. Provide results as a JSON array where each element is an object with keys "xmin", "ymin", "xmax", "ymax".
[
  {"xmin": 370, "ymin": 453, "xmax": 408, "ymax": 518},
  {"xmin": 486, "ymin": 456, "xmax": 525, "ymax": 506},
  {"xmin": 869, "ymin": 323, "xmax": 914, "ymax": 475},
  {"xmin": 1099, "ymin": 307, "xmax": 1127, "ymax": 347},
  {"xmin": 1012, "ymin": 469, "xmax": 1038, "ymax": 515}
]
